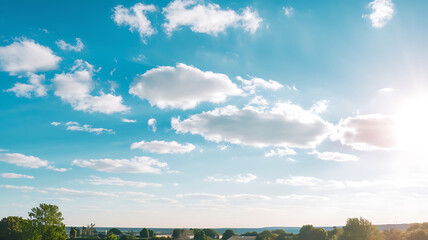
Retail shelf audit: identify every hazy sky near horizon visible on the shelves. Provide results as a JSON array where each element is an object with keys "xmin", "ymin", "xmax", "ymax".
[{"xmin": 1, "ymin": 0, "xmax": 428, "ymax": 228}]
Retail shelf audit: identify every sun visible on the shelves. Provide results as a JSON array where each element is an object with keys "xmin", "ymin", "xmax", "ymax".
[{"xmin": 394, "ymin": 95, "xmax": 428, "ymax": 152}]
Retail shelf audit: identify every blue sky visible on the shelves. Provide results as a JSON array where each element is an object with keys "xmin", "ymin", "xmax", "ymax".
[{"xmin": 1, "ymin": 0, "xmax": 428, "ymax": 228}]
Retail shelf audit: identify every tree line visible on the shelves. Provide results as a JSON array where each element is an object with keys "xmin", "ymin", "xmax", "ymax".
[{"xmin": 1, "ymin": 203, "xmax": 428, "ymax": 240}]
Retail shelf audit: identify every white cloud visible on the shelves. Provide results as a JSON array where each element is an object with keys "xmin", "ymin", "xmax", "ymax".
[
  {"xmin": 217, "ymin": 144, "xmax": 228, "ymax": 151},
  {"xmin": 172, "ymin": 102, "xmax": 332, "ymax": 148},
  {"xmin": 55, "ymin": 38, "xmax": 84, "ymax": 52},
  {"xmin": 378, "ymin": 87, "xmax": 394, "ymax": 93},
  {"xmin": 0, "ymin": 39, "xmax": 61, "ymax": 74},
  {"xmin": 6, "ymin": 73, "xmax": 48, "ymax": 98},
  {"xmin": 332, "ymin": 114, "xmax": 396, "ymax": 150},
  {"xmin": 163, "ymin": 0, "xmax": 262, "ymax": 36},
  {"xmin": 0, "ymin": 185, "xmax": 34, "ymax": 191},
  {"xmin": 0, "ymin": 152, "xmax": 67, "ymax": 172},
  {"xmin": 310, "ymin": 100, "xmax": 329, "ymax": 114},
  {"xmin": 85, "ymin": 176, "xmax": 162, "ymax": 188},
  {"xmin": 275, "ymin": 176, "xmax": 405, "ymax": 190},
  {"xmin": 113, "ymin": 3, "xmax": 157, "ymax": 43},
  {"xmin": 130, "ymin": 63, "xmax": 242, "ymax": 110},
  {"xmin": 205, "ymin": 173, "xmax": 257, "ymax": 183},
  {"xmin": 363, "ymin": 0, "xmax": 395, "ymax": 28},
  {"xmin": 283, "ymin": 7, "xmax": 294, "ymax": 18},
  {"xmin": 51, "ymin": 121, "xmax": 113, "ymax": 134},
  {"xmin": 237, "ymin": 76, "xmax": 283, "ymax": 94},
  {"xmin": 276, "ymin": 176, "xmax": 323, "ymax": 187},
  {"xmin": 265, "ymin": 147, "xmax": 296, "ymax": 157},
  {"xmin": 122, "ymin": 118, "xmax": 137, "ymax": 123},
  {"xmin": 46, "ymin": 166, "xmax": 70, "ymax": 172},
  {"xmin": 1, "ymin": 173, "xmax": 34, "ymax": 179},
  {"xmin": 131, "ymin": 140, "xmax": 195, "ymax": 154},
  {"xmin": 50, "ymin": 122, "xmax": 61, "ymax": 126},
  {"xmin": 72, "ymin": 156, "xmax": 168, "ymax": 173},
  {"xmin": 66, "ymin": 121, "xmax": 113, "ymax": 135},
  {"xmin": 309, "ymin": 150, "xmax": 359, "ymax": 162},
  {"xmin": 277, "ymin": 194, "xmax": 328, "ymax": 200},
  {"xmin": 52, "ymin": 60, "xmax": 130, "ymax": 114},
  {"xmin": 148, "ymin": 118, "xmax": 157, "ymax": 132},
  {"xmin": 0, "ymin": 153, "xmax": 48, "ymax": 168},
  {"xmin": 45, "ymin": 187, "xmax": 117, "ymax": 198}
]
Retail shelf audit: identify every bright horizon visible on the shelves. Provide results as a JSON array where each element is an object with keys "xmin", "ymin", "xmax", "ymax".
[{"xmin": 1, "ymin": 0, "xmax": 428, "ymax": 228}]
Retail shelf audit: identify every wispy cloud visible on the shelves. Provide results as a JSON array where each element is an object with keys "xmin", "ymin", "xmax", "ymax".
[
  {"xmin": 131, "ymin": 140, "xmax": 195, "ymax": 154},
  {"xmin": 51, "ymin": 121, "xmax": 114, "ymax": 135},
  {"xmin": 72, "ymin": 156, "xmax": 168, "ymax": 173},
  {"xmin": 1, "ymin": 173, "xmax": 34, "ymax": 179},
  {"xmin": 56, "ymin": 38, "xmax": 84, "ymax": 52},
  {"xmin": 84, "ymin": 176, "xmax": 162, "ymax": 188},
  {"xmin": 205, "ymin": 173, "xmax": 257, "ymax": 183}
]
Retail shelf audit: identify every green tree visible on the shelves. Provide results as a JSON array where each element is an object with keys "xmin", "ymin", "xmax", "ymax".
[
  {"xmin": 107, "ymin": 232, "xmax": 119, "ymax": 240},
  {"xmin": 405, "ymin": 223, "xmax": 428, "ymax": 240},
  {"xmin": 109, "ymin": 228, "xmax": 122, "ymax": 235},
  {"xmin": 172, "ymin": 229, "xmax": 184, "ymax": 240},
  {"xmin": 222, "ymin": 229, "xmax": 236, "ymax": 240},
  {"xmin": 141, "ymin": 228, "xmax": 150, "ymax": 238},
  {"xmin": 149, "ymin": 229, "xmax": 156, "ymax": 238},
  {"xmin": 203, "ymin": 229, "xmax": 219, "ymax": 239},
  {"xmin": 256, "ymin": 230, "xmax": 275, "ymax": 240},
  {"xmin": 28, "ymin": 203, "xmax": 67, "ymax": 240},
  {"xmin": 338, "ymin": 217, "xmax": 383, "ymax": 240},
  {"xmin": 0, "ymin": 216, "xmax": 30, "ymax": 240},
  {"xmin": 272, "ymin": 230, "xmax": 286, "ymax": 236},
  {"xmin": 298, "ymin": 225, "xmax": 327, "ymax": 240},
  {"xmin": 328, "ymin": 227, "xmax": 342, "ymax": 240},
  {"xmin": 383, "ymin": 229, "xmax": 403, "ymax": 240},
  {"xmin": 194, "ymin": 230, "xmax": 208, "ymax": 240}
]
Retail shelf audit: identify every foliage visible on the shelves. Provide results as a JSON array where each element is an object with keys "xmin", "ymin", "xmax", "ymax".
[
  {"xmin": 256, "ymin": 230, "xmax": 275, "ymax": 240},
  {"xmin": 28, "ymin": 203, "xmax": 67, "ymax": 240},
  {"xmin": 271, "ymin": 230, "xmax": 286, "ymax": 236},
  {"xmin": 109, "ymin": 228, "xmax": 122, "ymax": 235},
  {"xmin": 203, "ymin": 229, "xmax": 219, "ymax": 239},
  {"xmin": 172, "ymin": 229, "xmax": 194, "ymax": 240},
  {"xmin": 141, "ymin": 228, "xmax": 150, "ymax": 238},
  {"xmin": 327, "ymin": 227, "xmax": 342, "ymax": 240},
  {"xmin": 222, "ymin": 229, "xmax": 236, "ymax": 240},
  {"xmin": 149, "ymin": 229, "xmax": 156, "ymax": 238},
  {"xmin": 383, "ymin": 229, "xmax": 403, "ymax": 240},
  {"xmin": 338, "ymin": 217, "xmax": 383, "ymax": 240},
  {"xmin": 405, "ymin": 223, "xmax": 428, "ymax": 240},
  {"xmin": 298, "ymin": 225, "xmax": 327, "ymax": 240},
  {"xmin": 0, "ymin": 216, "xmax": 30, "ymax": 240},
  {"xmin": 107, "ymin": 232, "xmax": 119, "ymax": 240},
  {"xmin": 194, "ymin": 230, "xmax": 208, "ymax": 240}
]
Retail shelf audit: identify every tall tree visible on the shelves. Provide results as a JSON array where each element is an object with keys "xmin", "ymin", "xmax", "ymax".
[
  {"xmin": 109, "ymin": 228, "xmax": 122, "ymax": 235},
  {"xmin": 141, "ymin": 228, "xmax": 150, "ymax": 238},
  {"xmin": 149, "ymin": 229, "xmax": 156, "ymax": 238},
  {"xmin": 338, "ymin": 217, "xmax": 383, "ymax": 240},
  {"xmin": 222, "ymin": 230, "xmax": 236, "ymax": 240},
  {"xmin": 194, "ymin": 230, "xmax": 208, "ymax": 240},
  {"xmin": 203, "ymin": 229, "xmax": 219, "ymax": 239},
  {"xmin": 383, "ymin": 229, "xmax": 403, "ymax": 240},
  {"xmin": 0, "ymin": 216, "xmax": 30, "ymax": 240},
  {"xmin": 28, "ymin": 203, "xmax": 67, "ymax": 240},
  {"xmin": 405, "ymin": 223, "xmax": 428, "ymax": 240}
]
